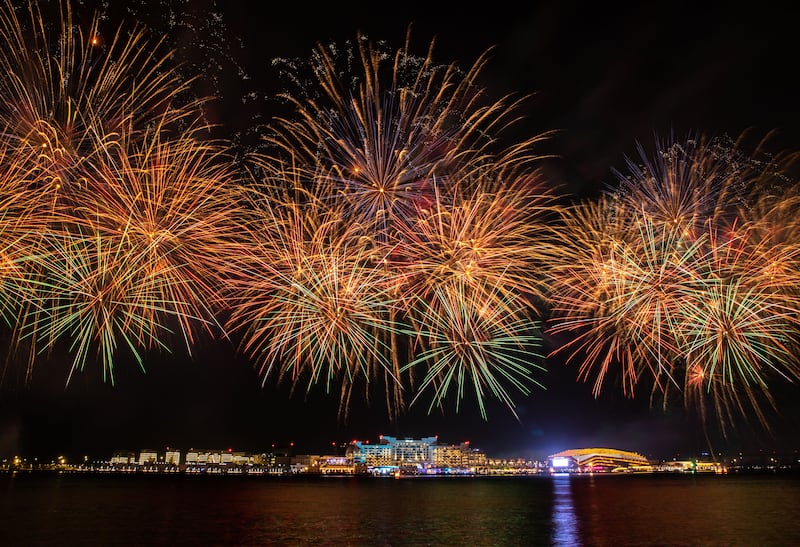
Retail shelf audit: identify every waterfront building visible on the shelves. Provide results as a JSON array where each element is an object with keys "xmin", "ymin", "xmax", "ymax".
[
  {"xmin": 347, "ymin": 439, "xmax": 393, "ymax": 466},
  {"xmin": 346, "ymin": 436, "xmax": 435, "ymax": 471},
  {"xmin": 655, "ymin": 459, "xmax": 726, "ymax": 473},
  {"xmin": 548, "ymin": 448, "xmax": 652, "ymax": 473},
  {"xmin": 348, "ymin": 435, "xmax": 438, "ymax": 470},
  {"xmin": 319, "ymin": 456, "xmax": 359, "ymax": 475},
  {"xmin": 231, "ymin": 452, "xmax": 253, "ymax": 465},
  {"xmin": 252, "ymin": 453, "xmax": 273, "ymax": 466},
  {"xmin": 486, "ymin": 458, "xmax": 542, "ymax": 475},
  {"xmin": 138, "ymin": 449, "xmax": 158, "ymax": 465},
  {"xmin": 465, "ymin": 445, "xmax": 488, "ymax": 470},
  {"xmin": 110, "ymin": 451, "xmax": 136, "ymax": 465},
  {"xmin": 165, "ymin": 449, "xmax": 181, "ymax": 465},
  {"xmin": 433, "ymin": 443, "xmax": 467, "ymax": 468},
  {"xmin": 185, "ymin": 449, "xmax": 222, "ymax": 465},
  {"xmin": 392, "ymin": 436, "xmax": 436, "ymax": 467},
  {"xmin": 432, "ymin": 441, "xmax": 488, "ymax": 473}
]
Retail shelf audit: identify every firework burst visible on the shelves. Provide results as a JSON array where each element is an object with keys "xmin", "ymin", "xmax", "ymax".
[
  {"xmin": 265, "ymin": 27, "xmax": 551, "ymax": 237},
  {"xmin": 402, "ymin": 278, "xmax": 545, "ymax": 420},
  {"xmin": 226, "ymin": 178, "xmax": 407, "ymax": 420},
  {"xmin": 0, "ymin": 0, "xmax": 201, "ymax": 192},
  {"xmin": 237, "ymin": 28, "xmax": 557, "ymax": 419},
  {"xmin": 72, "ymin": 122, "xmax": 248, "ymax": 354},
  {"xmin": 548, "ymin": 133, "xmax": 800, "ymax": 433},
  {"xmin": 24, "ymin": 222, "xmax": 183, "ymax": 384},
  {"xmin": 394, "ymin": 170, "xmax": 561, "ymax": 311}
]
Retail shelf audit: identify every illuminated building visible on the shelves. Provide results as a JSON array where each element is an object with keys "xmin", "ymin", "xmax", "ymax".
[
  {"xmin": 485, "ymin": 457, "xmax": 541, "ymax": 475},
  {"xmin": 433, "ymin": 443, "xmax": 468, "ymax": 468},
  {"xmin": 138, "ymin": 449, "xmax": 158, "ymax": 465},
  {"xmin": 432, "ymin": 441, "xmax": 488, "ymax": 474},
  {"xmin": 548, "ymin": 448, "xmax": 652, "ymax": 473},
  {"xmin": 348, "ymin": 436, "xmax": 438, "ymax": 470},
  {"xmin": 319, "ymin": 456, "xmax": 359, "ymax": 475},
  {"xmin": 185, "ymin": 449, "xmax": 223, "ymax": 465},
  {"xmin": 110, "ymin": 451, "xmax": 136, "ymax": 465},
  {"xmin": 656, "ymin": 459, "xmax": 726, "ymax": 474},
  {"xmin": 231, "ymin": 452, "xmax": 253, "ymax": 465}
]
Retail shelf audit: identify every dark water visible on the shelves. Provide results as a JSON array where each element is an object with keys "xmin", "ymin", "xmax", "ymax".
[{"xmin": 1, "ymin": 472, "xmax": 799, "ymax": 546}]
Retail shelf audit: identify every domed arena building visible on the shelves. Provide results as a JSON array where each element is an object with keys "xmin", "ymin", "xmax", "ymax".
[{"xmin": 547, "ymin": 448, "xmax": 652, "ymax": 473}]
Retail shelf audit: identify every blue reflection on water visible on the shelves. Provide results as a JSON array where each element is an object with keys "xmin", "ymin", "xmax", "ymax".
[{"xmin": 551, "ymin": 474, "xmax": 580, "ymax": 546}]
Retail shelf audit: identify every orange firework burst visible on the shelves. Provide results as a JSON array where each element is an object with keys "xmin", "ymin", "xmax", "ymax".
[
  {"xmin": 265, "ymin": 27, "xmax": 551, "ymax": 238},
  {"xmin": 234, "ymin": 28, "xmax": 557, "ymax": 420},
  {"xmin": 613, "ymin": 133, "xmax": 750, "ymax": 238},
  {"xmin": 394, "ymin": 170, "xmax": 561, "ymax": 313},
  {"xmin": 226, "ymin": 175, "xmax": 407, "ymax": 420},
  {"xmin": 0, "ymin": 143, "xmax": 41, "ymax": 327},
  {"xmin": 0, "ymin": 0, "xmax": 201, "ymax": 199},
  {"xmin": 17, "ymin": 118, "xmax": 248, "ymax": 383},
  {"xmin": 0, "ymin": 1, "xmax": 240, "ymax": 384},
  {"xmin": 548, "ymin": 132, "xmax": 800, "ymax": 433},
  {"xmin": 71, "ymin": 121, "xmax": 248, "ymax": 354}
]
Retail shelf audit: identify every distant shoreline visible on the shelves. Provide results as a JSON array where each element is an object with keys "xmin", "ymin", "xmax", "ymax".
[{"xmin": 3, "ymin": 467, "xmax": 799, "ymax": 478}]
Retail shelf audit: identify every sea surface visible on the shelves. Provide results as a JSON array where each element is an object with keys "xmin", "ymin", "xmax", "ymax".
[{"xmin": 1, "ymin": 471, "xmax": 799, "ymax": 546}]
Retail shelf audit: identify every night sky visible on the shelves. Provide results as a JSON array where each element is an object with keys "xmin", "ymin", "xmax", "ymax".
[{"xmin": 1, "ymin": 0, "xmax": 799, "ymax": 463}]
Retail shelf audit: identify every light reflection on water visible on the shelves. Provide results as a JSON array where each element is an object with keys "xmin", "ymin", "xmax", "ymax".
[
  {"xmin": 2, "ymin": 473, "xmax": 800, "ymax": 545},
  {"xmin": 551, "ymin": 474, "xmax": 580, "ymax": 546}
]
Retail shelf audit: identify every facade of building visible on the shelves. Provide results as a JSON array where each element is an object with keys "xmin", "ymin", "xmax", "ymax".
[
  {"xmin": 547, "ymin": 448, "xmax": 652, "ymax": 473},
  {"xmin": 348, "ymin": 435, "xmax": 437, "ymax": 469},
  {"xmin": 433, "ymin": 443, "xmax": 467, "ymax": 468},
  {"xmin": 110, "ymin": 451, "xmax": 136, "ymax": 465},
  {"xmin": 138, "ymin": 449, "xmax": 158, "ymax": 465},
  {"xmin": 345, "ymin": 436, "xmax": 486, "ymax": 474}
]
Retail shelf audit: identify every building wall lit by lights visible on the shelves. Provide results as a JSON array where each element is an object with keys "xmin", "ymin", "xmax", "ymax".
[
  {"xmin": 433, "ymin": 443, "xmax": 468, "ymax": 468},
  {"xmin": 348, "ymin": 439, "xmax": 393, "ymax": 466},
  {"xmin": 138, "ymin": 449, "xmax": 158, "ymax": 465},
  {"xmin": 110, "ymin": 451, "xmax": 136, "ymax": 465},
  {"xmin": 547, "ymin": 448, "xmax": 652, "ymax": 473},
  {"xmin": 348, "ymin": 436, "xmax": 437, "ymax": 467},
  {"xmin": 345, "ymin": 436, "xmax": 486, "ymax": 474}
]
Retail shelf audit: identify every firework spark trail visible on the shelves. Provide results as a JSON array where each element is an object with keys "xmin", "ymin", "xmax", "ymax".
[
  {"xmin": 266, "ymin": 27, "xmax": 552, "ymax": 237},
  {"xmin": 680, "ymin": 277, "xmax": 799, "ymax": 429},
  {"xmin": 25, "ymin": 222, "xmax": 182, "ymax": 384},
  {"xmin": 12, "ymin": 120, "xmax": 246, "ymax": 381},
  {"xmin": 0, "ymin": 0, "xmax": 199, "ymax": 187},
  {"xmin": 613, "ymin": 134, "xmax": 753, "ymax": 237},
  {"xmin": 74, "ymin": 121, "xmax": 248, "ymax": 354},
  {"xmin": 250, "ymin": 28, "xmax": 556, "ymax": 419},
  {"xmin": 394, "ymin": 171, "xmax": 561, "ymax": 312},
  {"xmin": 225, "ymin": 181, "xmax": 407, "ymax": 421},
  {"xmin": 546, "ymin": 195, "xmax": 644, "ymax": 396},
  {"xmin": 0, "ymin": 143, "xmax": 42, "ymax": 327},
  {"xmin": 547, "ymin": 133, "xmax": 800, "ymax": 433},
  {"xmin": 402, "ymin": 278, "xmax": 545, "ymax": 420},
  {"xmin": 0, "ymin": 0, "xmax": 241, "ymax": 383}
]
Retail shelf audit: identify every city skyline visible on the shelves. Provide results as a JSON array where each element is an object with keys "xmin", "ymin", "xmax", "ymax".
[{"xmin": 1, "ymin": 0, "xmax": 799, "ymax": 465}]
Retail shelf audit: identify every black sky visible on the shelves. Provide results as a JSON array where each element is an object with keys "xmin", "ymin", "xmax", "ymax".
[{"xmin": 1, "ymin": 0, "xmax": 800, "ymax": 462}]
